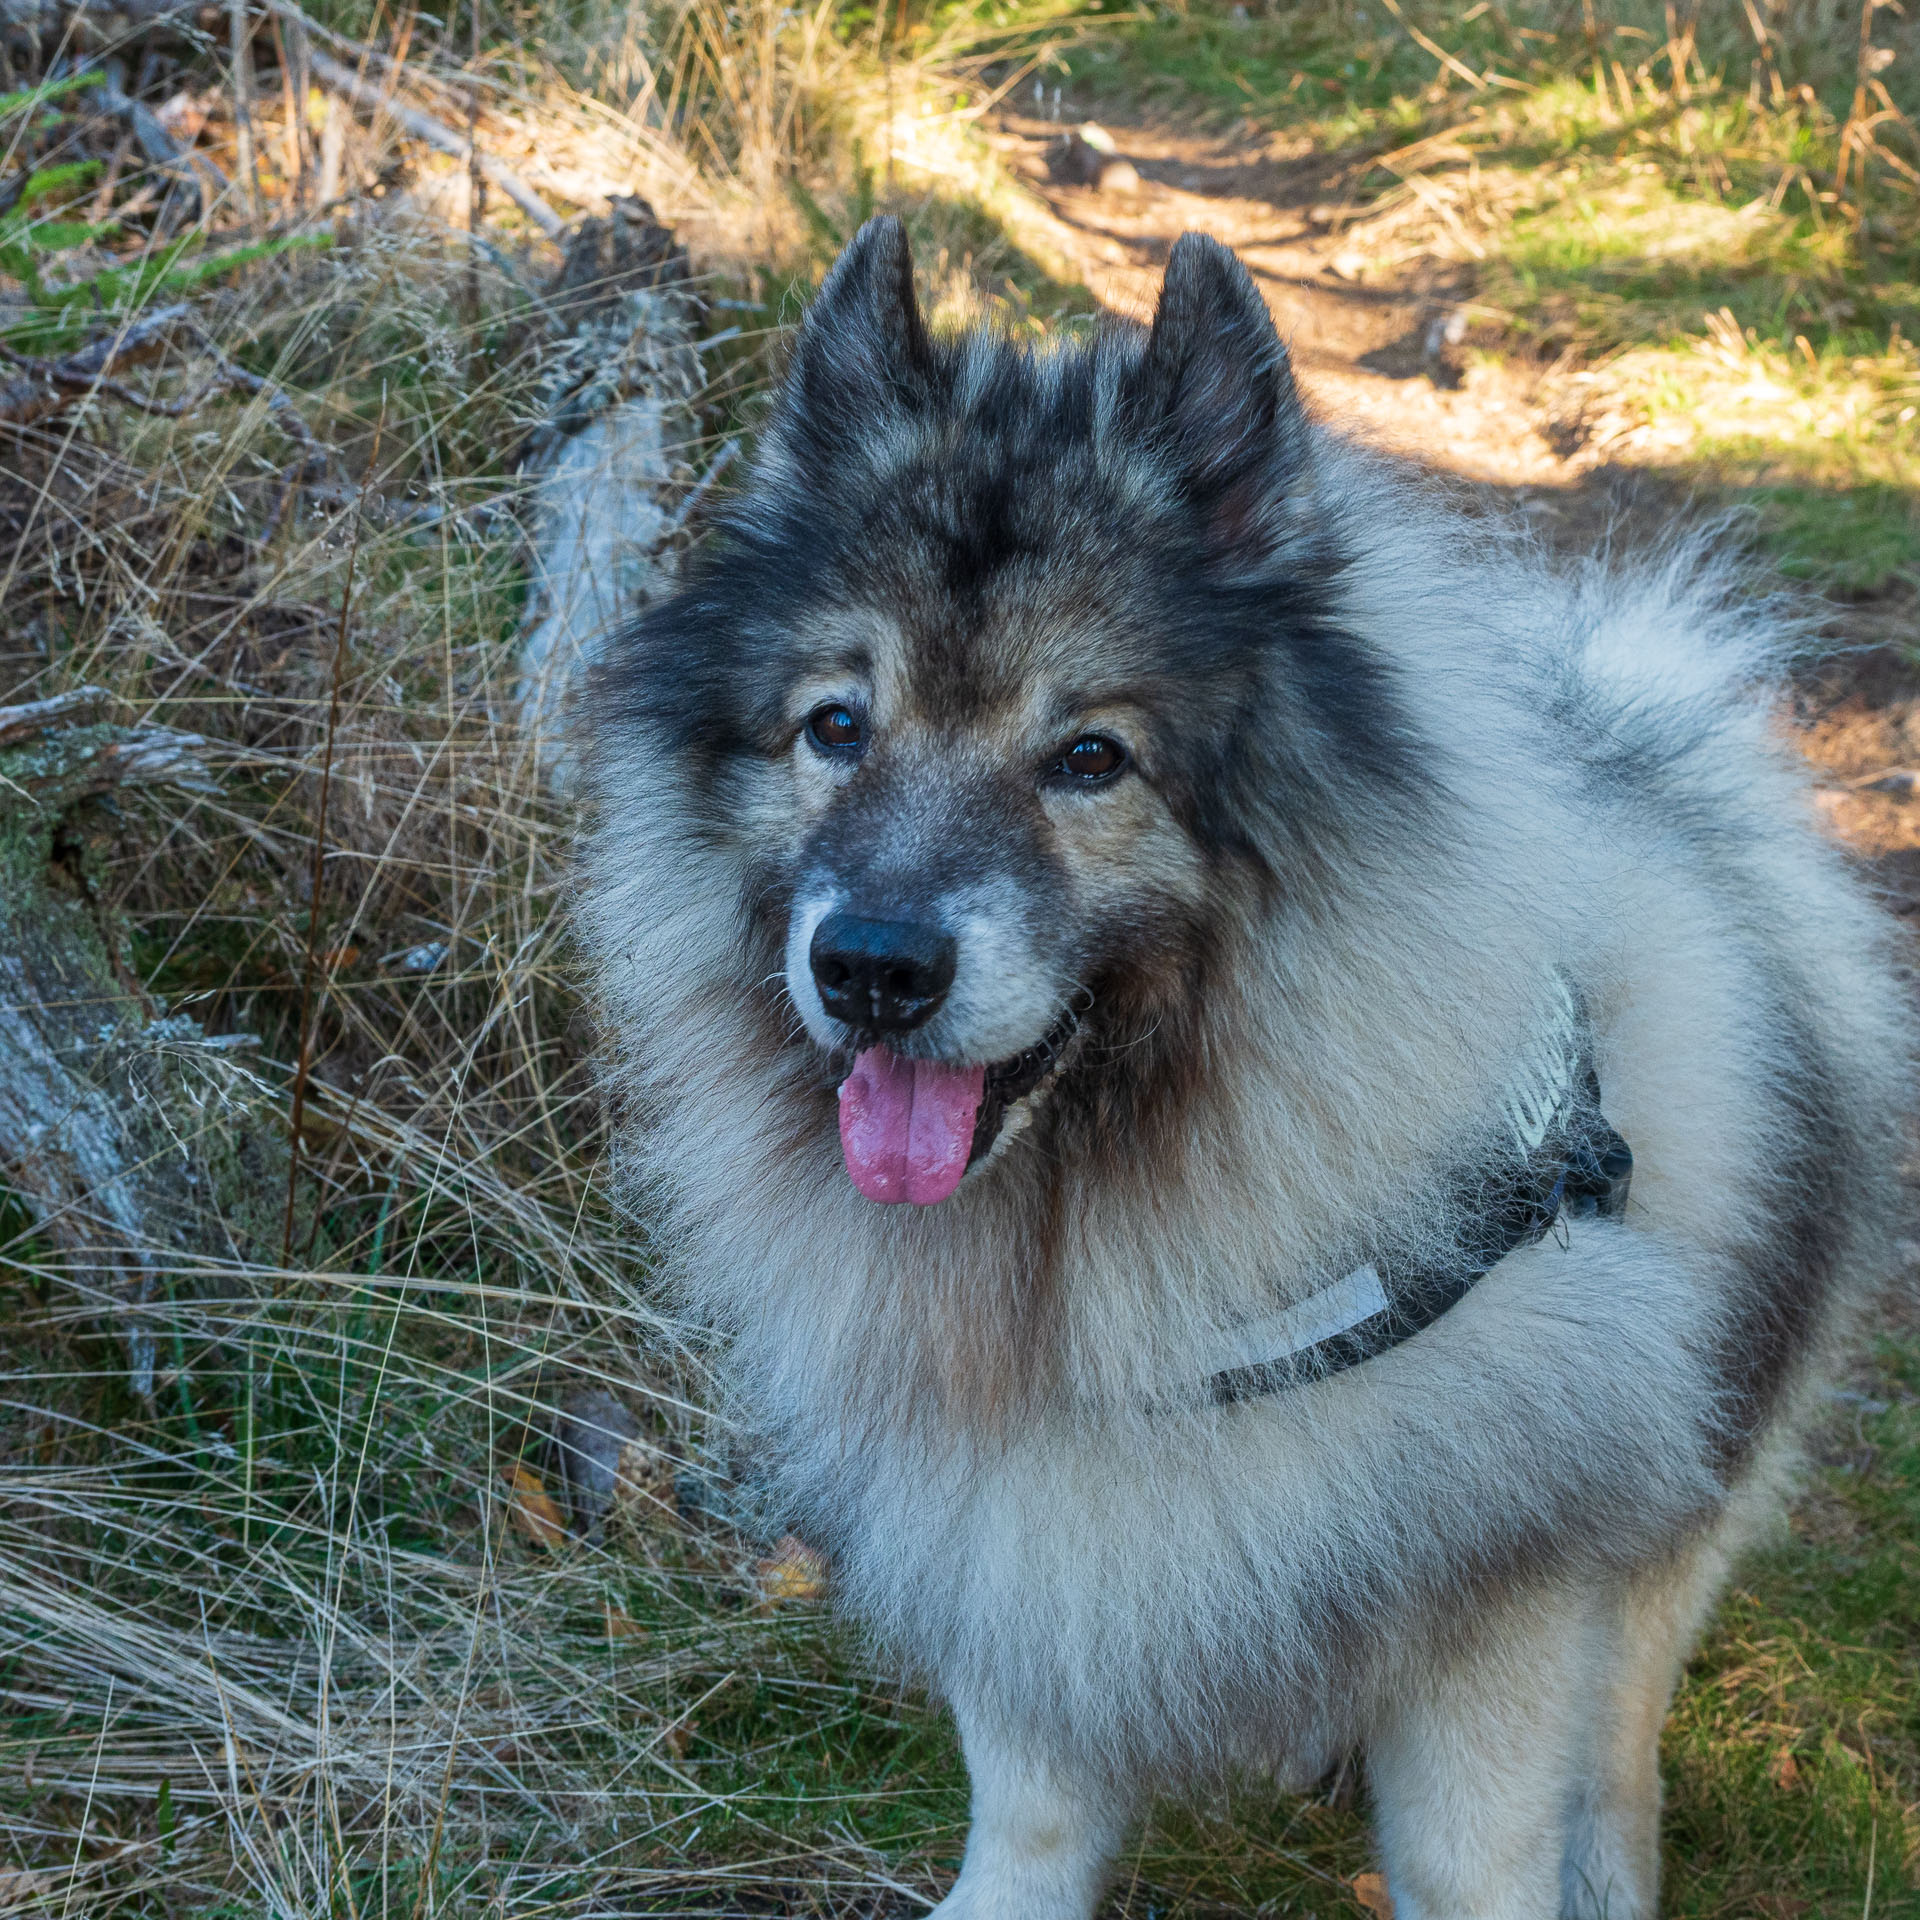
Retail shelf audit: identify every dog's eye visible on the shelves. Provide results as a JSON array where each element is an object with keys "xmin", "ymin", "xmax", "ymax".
[
  {"xmin": 1052, "ymin": 734, "xmax": 1128, "ymax": 786},
  {"xmin": 806, "ymin": 704, "xmax": 864, "ymax": 757}
]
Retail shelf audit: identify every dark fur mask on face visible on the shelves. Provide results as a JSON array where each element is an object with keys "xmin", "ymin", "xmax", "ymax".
[{"xmin": 595, "ymin": 220, "xmax": 1433, "ymax": 1174}]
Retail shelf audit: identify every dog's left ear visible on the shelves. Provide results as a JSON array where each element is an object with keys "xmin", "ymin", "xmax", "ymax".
[{"xmin": 1127, "ymin": 233, "xmax": 1308, "ymax": 558}]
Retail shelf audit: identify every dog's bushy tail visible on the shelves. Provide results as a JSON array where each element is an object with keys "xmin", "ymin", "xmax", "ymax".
[{"xmin": 1570, "ymin": 524, "xmax": 1803, "ymax": 722}]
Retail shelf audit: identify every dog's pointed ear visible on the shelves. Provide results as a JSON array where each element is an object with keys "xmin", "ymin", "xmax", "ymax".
[
  {"xmin": 786, "ymin": 216, "xmax": 933, "ymax": 444},
  {"xmin": 1127, "ymin": 233, "xmax": 1307, "ymax": 557}
]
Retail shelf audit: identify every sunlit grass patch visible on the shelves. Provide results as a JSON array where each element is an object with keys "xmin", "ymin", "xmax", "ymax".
[
  {"xmin": 1482, "ymin": 167, "xmax": 1858, "ymax": 352},
  {"xmin": 1537, "ymin": 315, "xmax": 1920, "ymax": 589},
  {"xmin": 1010, "ymin": 0, "xmax": 1920, "ymax": 403},
  {"xmin": 1324, "ymin": 78, "xmax": 1920, "ymax": 357},
  {"xmin": 1041, "ymin": 1, "xmax": 1448, "ymax": 133}
]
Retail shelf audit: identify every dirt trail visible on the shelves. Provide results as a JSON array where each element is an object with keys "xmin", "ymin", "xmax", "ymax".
[
  {"xmin": 989, "ymin": 105, "xmax": 1920, "ymax": 907},
  {"xmin": 993, "ymin": 110, "xmax": 1568, "ymax": 487}
]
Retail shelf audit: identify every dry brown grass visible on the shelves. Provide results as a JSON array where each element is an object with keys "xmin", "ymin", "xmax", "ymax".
[{"xmin": 0, "ymin": 0, "xmax": 1121, "ymax": 1891}]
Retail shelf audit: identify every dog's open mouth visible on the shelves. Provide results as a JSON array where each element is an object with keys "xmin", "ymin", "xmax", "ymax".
[{"xmin": 835, "ymin": 1008, "xmax": 1081, "ymax": 1206}]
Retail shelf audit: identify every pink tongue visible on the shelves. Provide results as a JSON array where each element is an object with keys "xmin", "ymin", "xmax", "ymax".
[{"xmin": 837, "ymin": 1048, "xmax": 987, "ymax": 1206}]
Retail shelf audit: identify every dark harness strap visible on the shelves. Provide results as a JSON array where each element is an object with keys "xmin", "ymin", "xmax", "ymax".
[{"xmin": 1206, "ymin": 978, "xmax": 1633, "ymax": 1406}]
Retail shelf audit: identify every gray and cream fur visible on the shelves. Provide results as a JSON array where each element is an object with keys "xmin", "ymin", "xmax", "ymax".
[{"xmin": 582, "ymin": 218, "xmax": 1911, "ymax": 1918}]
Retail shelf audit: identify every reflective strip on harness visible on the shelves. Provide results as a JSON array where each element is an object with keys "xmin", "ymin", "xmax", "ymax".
[{"xmin": 1204, "ymin": 973, "xmax": 1633, "ymax": 1407}]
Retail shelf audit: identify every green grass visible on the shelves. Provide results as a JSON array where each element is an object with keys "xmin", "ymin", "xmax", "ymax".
[
  {"xmin": 1664, "ymin": 1334, "xmax": 1920, "ymax": 1915},
  {"xmin": 1743, "ymin": 479, "xmax": 1920, "ymax": 593}
]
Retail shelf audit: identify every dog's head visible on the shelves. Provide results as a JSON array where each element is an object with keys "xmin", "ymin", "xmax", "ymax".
[{"xmin": 603, "ymin": 222, "xmax": 1420, "ymax": 1207}]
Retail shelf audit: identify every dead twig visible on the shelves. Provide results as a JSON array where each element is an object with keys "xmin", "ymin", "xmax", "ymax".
[
  {"xmin": 270, "ymin": 10, "xmax": 311, "ymax": 207},
  {"xmin": 306, "ymin": 45, "xmax": 563, "ymax": 236},
  {"xmin": 466, "ymin": 0, "xmax": 485, "ymax": 323},
  {"xmin": 1837, "ymin": 0, "xmax": 1910, "ymax": 206},
  {"xmin": 1741, "ymin": 0, "xmax": 1786, "ymax": 108}
]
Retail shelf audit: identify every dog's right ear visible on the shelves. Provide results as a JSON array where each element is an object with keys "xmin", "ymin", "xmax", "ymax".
[{"xmin": 783, "ymin": 217, "xmax": 933, "ymax": 451}]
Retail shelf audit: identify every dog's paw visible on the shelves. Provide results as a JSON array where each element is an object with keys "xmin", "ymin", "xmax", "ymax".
[{"xmin": 927, "ymin": 1877, "xmax": 1099, "ymax": 1920}]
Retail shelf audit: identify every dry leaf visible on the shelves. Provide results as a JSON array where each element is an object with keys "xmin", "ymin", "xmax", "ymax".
[
  {"xmin": 0, "ymin": 1870, "xmax": 53, "ymax": 1912},
  {"xmin": 602, "ymin": 1601, "xmax": 647, "ymax": 1640},
  {"xmin": 506, "ymin": 1465, "xmax": 568, "ymax": 1549},
  {"xmin": 1769, "ymin": 1745, "xmax": 1802, "ymax": 1790},
  {"xmin": 1350, "ymin": 1872, "xmax": 1395, "ymax": 1920},
  {"xmin": 754, "ymin": 1533, "xmax": 829, "ymax": 1610}
]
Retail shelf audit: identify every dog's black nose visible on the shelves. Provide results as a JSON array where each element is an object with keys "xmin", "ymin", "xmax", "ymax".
[{"xmin": 810, "ymin": 913, "xmax": 957, "ymax": 1034}]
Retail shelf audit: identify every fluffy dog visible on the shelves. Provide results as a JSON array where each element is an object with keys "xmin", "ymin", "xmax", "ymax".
[{"xmin": 582, "ymin": 218, "xmax": 1910, "ymax": 1919}]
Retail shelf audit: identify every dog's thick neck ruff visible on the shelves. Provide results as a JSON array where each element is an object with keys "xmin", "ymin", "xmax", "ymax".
[
  {"xmin": 830, "ymin": 962, "xmax": 1635, "ymax": 1406},
  {"xmin": 1201, "ymin": 971, "xmax": 1632, "ymax": 1405}
]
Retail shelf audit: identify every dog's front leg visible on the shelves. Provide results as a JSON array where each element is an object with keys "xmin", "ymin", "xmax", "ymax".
[
  {"xmin": 1366, "ymin": 1595, "xmax": 1598, "ymax": 1920},
  {"xmin": 931, "ymin": 1701, "xmax": 1132, "ymax": 1920}
]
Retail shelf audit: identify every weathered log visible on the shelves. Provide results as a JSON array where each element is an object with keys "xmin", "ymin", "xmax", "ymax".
[
  {"xmin": 0, "ymin": 691, "xmax": 291, "ymax": 1396},
  {"xmin": 515, "ymin": 197, "xmax": 708, "ymax": 781}
]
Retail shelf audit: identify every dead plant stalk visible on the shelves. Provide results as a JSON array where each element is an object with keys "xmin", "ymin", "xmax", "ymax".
[{"xmin": 281, "ymin": 404, "xmax": 385, "ymax": 1272}]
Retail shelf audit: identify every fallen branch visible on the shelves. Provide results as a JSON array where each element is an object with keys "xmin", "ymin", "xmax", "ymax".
[
  {"xmin": 5, "ymin": 2, "xmax": 564, "ymax": 236},
  {"xmin": 0, "ymin": 695, "xmax": 277, "ymax": 1401},
  {"xmin": 0, "ymin": 303, "xmax": 192, "ymax": 431},
  {"xmin": 0, "ymin": 0, "xmax": 195, "ymax": 28},
  {"xmin": 1, "ymin": 304, "xmax": 329, "ymax": 524},
  {"xmin": 100, "ymin": 57, "xmax": 221, "ymax": 180},
  {"xmin": 305, "ymin": 46, "xmax": 564, "ymax": 237},
  {"xmin": 0, "ymin": 684, "xmax": 111, "ymax": 745},
  {"xmin": 94, "ymin": 54, "xmax": 228, "ymax": 234},
  {"xmin": 0, "ymin": 687, "xmax": 214, "ymax": 802}
]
